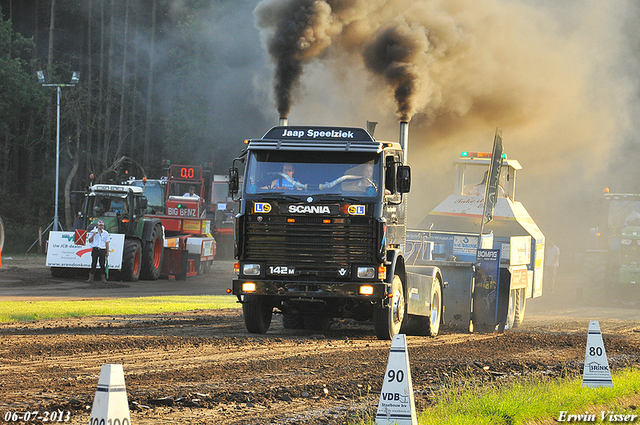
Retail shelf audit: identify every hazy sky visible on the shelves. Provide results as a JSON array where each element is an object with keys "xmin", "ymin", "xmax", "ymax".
[
  {"xmin": 247, "ymin": 0, "xmax": 640, "ymax": 251},
  {"xmin": 159, "ymin": 0, "xmax": 639, "ymax": 251}
]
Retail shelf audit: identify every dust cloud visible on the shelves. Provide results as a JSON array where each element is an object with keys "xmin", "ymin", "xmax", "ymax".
[{"xmin": 253, "ymin": 0, "xmax": 640, "ymax": 254}]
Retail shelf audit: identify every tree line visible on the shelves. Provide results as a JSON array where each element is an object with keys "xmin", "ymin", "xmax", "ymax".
[{"xmin": 0, "ymin": 0, "xmax": 270, "ymax": 251}]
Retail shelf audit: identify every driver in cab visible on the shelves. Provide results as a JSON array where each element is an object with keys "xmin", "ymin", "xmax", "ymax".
[
  {"xmin": 342, "ymin": 163, "xmax": 376, "ymax": 192},
  {"xmin": 265, "ymin": 163, "xmax": 299, "ymax": 190}
]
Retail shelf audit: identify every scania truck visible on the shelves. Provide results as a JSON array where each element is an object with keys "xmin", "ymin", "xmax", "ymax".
[{"xmin": 229, "ymin": 122, "xmax": 445, "ymax": 340}]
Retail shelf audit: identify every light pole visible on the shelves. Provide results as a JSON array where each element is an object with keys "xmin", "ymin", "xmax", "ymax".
[{"xmin": 37, "ymin": 70, "xmax": 79, "ymax": 232}]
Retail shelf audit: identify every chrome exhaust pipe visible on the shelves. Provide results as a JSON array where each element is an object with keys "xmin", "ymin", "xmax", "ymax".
[
  {"xmin": 399, "ymin": 121, "xmax": 409, "ymax": 163},
  {"xmin": 279, "ymin": 117, "xmax": 288, "ymax": 126}
]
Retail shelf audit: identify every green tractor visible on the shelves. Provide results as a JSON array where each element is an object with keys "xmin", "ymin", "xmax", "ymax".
[
  {"xmin": 84, "ymin": 184, "xmax": 165, "ymax": 281},
  {"xmin": 49, "ymin": 184, "xmax": 164, "ymax": 281},
  {"xmin": 587, "ymin": 192, "xmax": 640, "ymax": 301}
]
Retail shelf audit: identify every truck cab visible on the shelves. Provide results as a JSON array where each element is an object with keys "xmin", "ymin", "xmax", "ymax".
[{"xmin": 230, "ymin": 125, "xmax": 413, "ymax": 339}]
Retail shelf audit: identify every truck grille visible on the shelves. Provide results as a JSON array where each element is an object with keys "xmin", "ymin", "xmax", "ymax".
[{"xmin": 245, "ymin": 215, "xmax": 376, "ymax": 278}]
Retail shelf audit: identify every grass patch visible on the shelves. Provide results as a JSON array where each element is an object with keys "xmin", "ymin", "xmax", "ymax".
[
  {"xmin": 357, "ymin": 368, "xmax": 640, "ymax": 425},
  {"xmin": 0, "ymin": 295, "xmax": 240, "ymax": 322}
]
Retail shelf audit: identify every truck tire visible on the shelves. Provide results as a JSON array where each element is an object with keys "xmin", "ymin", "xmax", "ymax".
[
  {"xmin": 373, "ymin": 274, "xmax": 405, "ymax": 340},
  {"xmin": 141, "ymin": 224, "xmax": 163, "ymax": 280},
  {"xmin": 120, "ymin": 240, "xmax": 142, "ymax": 282},
  {"xmin": 243, "ymin": 295, "xmax": 273, "ymax": 334},
  {"xmin": 513, "ymin": 288, "xmax": 526, "ymax": 327}
]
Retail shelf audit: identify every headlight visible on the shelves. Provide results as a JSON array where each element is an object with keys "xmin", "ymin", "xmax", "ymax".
[
  {"xmin": 359, "ymin": 285, "xmax": 374, "ymax": 295},
  {"xmin": 357, "ymin": 266, "xmax": 376, "ymax": 279},
  {"xmin": 621, "ymin": 239, "xmax": 632, "ymax": 245},
  {"xmin": 243, "ymin": 263, "xmax": 261, "ymax": 276},
  {"xmin": 242, "ymin": 282, "xmax": 257, "ymax": 292}
]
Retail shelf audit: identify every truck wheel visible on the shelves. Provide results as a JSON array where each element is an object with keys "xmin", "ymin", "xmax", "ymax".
[
  {"xmin": 243, "ymin": 295, "xmax": 273, "ymax": 334},
  {"xmin": 120, "ymin": 240, "xmax": 142, "ymax": 282},
  {"xmin": 373, "ymin": 274, "xmax": 405, "ymax": 340},
  {"xmin": 141, "ymin": 224, "xmax": 163, "ymax": 280},
  {"xmin": 513, "ymin": 288, "xmax": 526, "ymax": 327},
  {"xmin": 426, "ymin": 278, "xmax": 442, "ymax": 336},
  {"xmin": 282, "ymin": 313, "xmax": 305, "ymax": 329},
  {"xmin": 505, "ymin": 289, "xmax": 517, "ymax": 330}
]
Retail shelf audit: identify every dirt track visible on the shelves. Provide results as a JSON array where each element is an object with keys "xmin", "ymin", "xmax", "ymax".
[{"xmin": 1, "ymin": 256, "xmax": 640, "ymax": 424}]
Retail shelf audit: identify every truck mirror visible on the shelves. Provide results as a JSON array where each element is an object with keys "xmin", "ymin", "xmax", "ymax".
[
  {"xmin": 139, "ymin": 197, "xmax": 148, "ymax": 209},
  {"xmin": 229, "ymin": 167, "xmax": 239, "ymax": 196},
  {"xmin": 397, "ymin": 165, "xmax": 411, "ymax": 193}
]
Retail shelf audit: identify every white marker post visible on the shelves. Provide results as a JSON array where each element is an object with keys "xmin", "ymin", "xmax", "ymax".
[
  {"xmin": 582, "ymin": 321, "xmax": 613, "ymax": 388},
  {"xmin": 89, "ymin": 364, "xmax": 132, "ymax": 425},
  {"xmin": 375, "ymin": 334, "xmax": 417, "ymax": 425}
]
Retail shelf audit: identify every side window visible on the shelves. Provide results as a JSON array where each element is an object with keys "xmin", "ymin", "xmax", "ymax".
[{"xmin": 385, "ymin": 155, "xmax": 397, "ymax": 195}]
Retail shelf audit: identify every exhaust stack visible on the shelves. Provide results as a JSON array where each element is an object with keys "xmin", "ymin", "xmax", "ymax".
[
  {"xmin": 279, "ymin": 117, "xmax": 288, "ymax": 126},
  {"xmin": 399, "ymin": 121, "xmax": 409, "ymax": 164}
]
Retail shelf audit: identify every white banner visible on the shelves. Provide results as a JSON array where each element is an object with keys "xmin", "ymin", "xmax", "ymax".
[{"xmin": 46, "ymin": 231, "xmax": 125, "ymax": 269}]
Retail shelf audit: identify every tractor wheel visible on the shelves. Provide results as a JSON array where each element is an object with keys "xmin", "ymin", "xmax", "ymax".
[
  {"xmin": 243, "ymin": 295, "xmax": 273, "ymax": 334},
  {"xmin": 505, "ymin": 289, "xmax": 517, "ymax": 330},
  {"xmin": 513, "ymin": 288, "xmax": 527, "ymax": 327},
  {"xmin": 426, "ymin": 277, "xmax": 442, "ymax": 336},
  {"xmin": 373, "ymin": 274, "xmax": 406, "ymax": 340},
  {"xmin": 402, "ymin": 277, "xmax": 442, "ymax": 336},
  {"xmin": 282, "ymin": 313, "xmax": 305, "ymax": 329},
  {"xmin": 141, "ymin": 224, "xmax": 163, "ymax": 280},
  {"xmin": 120, "ymin": 240, "xmax": 142, "ymax": 282},
  {"xmin": 302, "ymin": 315, "xmax": 332, "ymax": 331},
  {"xmin": 0, "ymin": 216, "xmax": 4, "ymax": 252}
]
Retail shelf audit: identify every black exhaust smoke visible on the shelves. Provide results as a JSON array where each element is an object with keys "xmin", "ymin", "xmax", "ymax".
[
  {"xmin": 363, "ymin": 25, "xmax": 424, "ymax": 122},
  {"xmin": 255, "ymin": 0, "xmax": 333, "ymax": 118}
]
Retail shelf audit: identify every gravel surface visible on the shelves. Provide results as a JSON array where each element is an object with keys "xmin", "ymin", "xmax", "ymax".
[{"xmin": 1, "ymin": 255, "xmax": 639, "ymax": 424}]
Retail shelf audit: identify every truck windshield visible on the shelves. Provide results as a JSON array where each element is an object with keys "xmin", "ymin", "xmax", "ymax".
[{"xmin": 244, "ymin": 151, "xmax": 381, "ymax": 197}]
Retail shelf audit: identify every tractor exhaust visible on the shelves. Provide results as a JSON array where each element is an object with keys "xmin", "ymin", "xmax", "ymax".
[{"xmin": 279, "ymin": 117, "xmax": 288, "ymax": 126}]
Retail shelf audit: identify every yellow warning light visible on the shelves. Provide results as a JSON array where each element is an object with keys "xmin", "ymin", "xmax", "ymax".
[
  {"xmin": 603, "ymin": 187, "xmax": 610, "ymax": 193},
  {"xmin": 378, "ymin": 266, "xmax": 387, "ymax": 280}
]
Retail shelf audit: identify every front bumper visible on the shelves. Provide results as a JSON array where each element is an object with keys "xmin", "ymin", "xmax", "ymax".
[{"xmin": 232, "ymin": 278, "xmax": 388, "ymax": 300}]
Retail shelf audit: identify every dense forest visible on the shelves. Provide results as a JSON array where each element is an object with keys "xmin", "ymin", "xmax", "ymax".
[
  {"xmin": 0, "ymin": 0, "xmax": 272, "ymax": 250},
  {"xmin": 2, "ymin": 0, "xmax": 639, "ymax": 254}
]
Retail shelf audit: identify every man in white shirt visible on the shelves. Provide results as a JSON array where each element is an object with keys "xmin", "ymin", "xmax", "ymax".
[
  {"xmin": 86, "ymin": 220, "xmax": 110, "ymax": 283},
  {"xmin": 183, "ymin": 186, "xmax": 200, "ymax": 198}
]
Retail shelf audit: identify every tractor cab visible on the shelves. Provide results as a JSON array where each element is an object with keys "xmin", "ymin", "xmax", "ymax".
[
  {"xmin": 85, "ymin": 184, "xmax": 147, "ymax": 234},
  {"xmin": 165, "ymin": 164, "xmax": 206, "ymax": 218}
]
